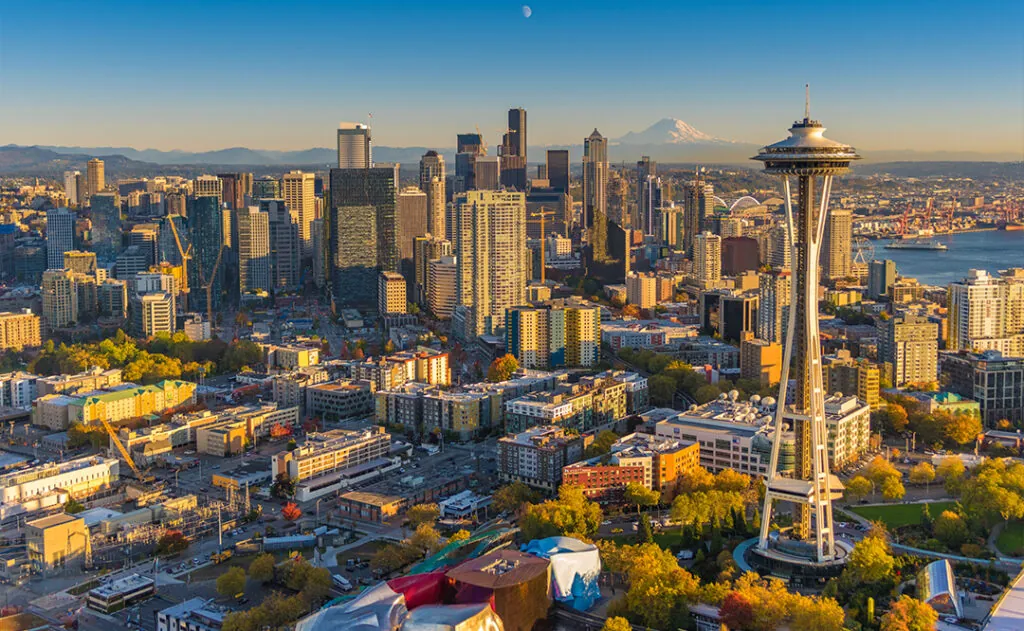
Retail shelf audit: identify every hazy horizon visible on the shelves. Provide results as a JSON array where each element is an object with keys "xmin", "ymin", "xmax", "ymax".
[{"xmin": 1, "ymin": 0, "xmax": 1021, "ymax": 155}]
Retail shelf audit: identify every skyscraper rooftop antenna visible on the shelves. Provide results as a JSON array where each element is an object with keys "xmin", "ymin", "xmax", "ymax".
[{"xmin": 805, "ymin": 84, "xmax": 810, "ymax": 120}]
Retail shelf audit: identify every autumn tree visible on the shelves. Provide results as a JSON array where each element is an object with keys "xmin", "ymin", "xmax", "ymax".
[
  {"xmin": 156, "ymin": 529, "xmax": 189, "ymax": 555},
  {"xmin": 281, "ymin": 502, "xmax": 302, "ymax": 521},
  {"xmin": 407, "ymin": 523, "xmax": 443, "ymax": 555},
  {"xmin": 908, "ymin": 462, "xmax": 936, "ymax": 490},
  {"xmin": 718, "ymin": 591, "xmax": 754, "ymax": 630},
  {"xmin": 865, "ymin": 455, "xmax": 902, "ymax": 491},
  {"xmin": 486, "ymin": 354, "xmax": 519, "ymax": 382},
  {"xmin": 844, "ymin": 476, "xmax": 872, "ymax": 503},
  {"xmin": 248, "ymin": 553, "xmax": 276, "ymax": 583},
  {"xmin": 846, "ymin": 534, "xmax": 895, "ymax": 583},
  {"xmin": 881, "ymin": 476, "xmax": 906, "ymax": 501},
  {"xmin": 880, "ymin": 595, "xmax": 939, "ymax": 631},
  {"xmin": 301, "ymin": 567, "xmax": 333, "ymax": 604},
  {"xmin": 449, "ymin": 529, "xmax": 471, "ymax": 543},
  {"xmin": 934, "ymin": 510, "xmax": 969, "ymax": 548},
  {"xmin": 789, "ymin": 595, "xmax": 845, "ymax": 631},
  {"xmin": 520, "ymin": 484, "xmax": 602, "ymax": 540},
  {"xmin": 600, "ymin": 617, "xmax": 632, "ymax": 631},
  {"xmin": 216, "ymin": 566, "xmax": 246, "ymax": 598},
  {"xmin": 872, "ymin": 403, "xmax": 909, "ymax": 434},
  {"xmin": 713, "ymin": 469, "xmax": 751, "ymax": 493},
  {"xmin": 937, "ymin": 456, "xmax": 967, "ymax": 496},
  {"xmin": 675, "ymin": 466, "xmax": 716, "ymax": 494}
]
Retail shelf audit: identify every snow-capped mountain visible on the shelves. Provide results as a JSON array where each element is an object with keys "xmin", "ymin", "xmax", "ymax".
[{"xmin": 615, "ymin": 118, "xmax": 735, "ymax": 145}]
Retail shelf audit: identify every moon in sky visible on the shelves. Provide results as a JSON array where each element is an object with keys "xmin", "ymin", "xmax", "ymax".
[{"xmin": 522, "ymin": 5, "xmax": 532, "ymax": 18}]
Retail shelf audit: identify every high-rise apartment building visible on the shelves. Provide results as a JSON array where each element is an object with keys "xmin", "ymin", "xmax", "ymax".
[
  {"xmin": 758, "ymin": 257, "xmax": 791, "ymax": 346},
  {"xmin": 823, "ymin": 350, "xmax": 881, "ymax": 409},
  {"xmin": 500, "ymin": 108, "xmax": 527, "ymax": 191},
  {"xmin": 282, "ymin": 171, "xmax": 316, "ymax": 258},
  {"xmin": 261, "ymin": 199, "xmax": 300, "ymax": 289},
  {"xmin": 64, "ymin": 171, "xmax": 82, "ymax": 207},
  {"xmin": 377, "ymin": 272, "xmax": 407, "ymax": 315},
  {"xmin": 693, "ymin": 231, "xmax": 722, "ymax": 284},
  {"xmin": 237, "ymin": 206, "xmax": 271, "ymax": 294},
  {"xmin": 132, "ymin": 292, "xmax": 174, "ymax": 337},
  {"xmin": 740, "ymin": 337, "xmax": 783, "ymax": 386},
  {"xmin": 582, "ymin": 130, "xmax": 609, "ymax": 262},
  {"xmin": 868, "ymin": 259, "xmax": 897, "ymax": 299},
  {"xmin": 636, "ymin": 156, "xmax": 658, "ymax": 236},
  {"xmin": 428, "ymin": 256, "xmax": 458, "ymax": 319},
  {"xmin": 454, "ymin": 191, "xmax": 527, "ymax": 337},
  {"xmin": 337, "ymin": 122, "xmax": 371, "ymax": 168},
  {"xmin": 193, "ymin": 175, "xmax": 223, "ymax": 204},
  {"xmin": 626, "ymin": 272, "xmax": 657, "ymax": 310},
  {"xmin": 506, "ymin": 303, "xmax": 601, "ymax": 369},
  {"xmin": 87, "ymin": 158, "xmax": 105, "ymax": 198},
  {"xmin": 42, "ymin": 269, "xmax": 78, "ymax": 328},
  {"xmin": 768, "ymin": 223, "xmax": 793, "ymax": 270},
  {"xmin": 413, "ymin": 236, "xmax": 452, "ymax": 307},
  {"xmin": 98, "ymin": 279, "xmax": 128, "ymax": 319},
  {"xmin": 878, "ymin": 312, "xmax": 939, "ymax": 386},
  {"xmin": 418, "ymin": 151, "xmax": 447, "ymax": 237},
  {"xmin": 0, "ymin": 311, "xmax": 42, "ymax": 350},
  {"xmin": 941, "ymin": 350, "xmax": 1024, "ymax": 426},
  {"xmin": 948, "ymin": 269, "xmax": 1024, "ymax": 356},
  {"xmin": 546, "ymin": 150, "xmax": 570, "ymax": 193},
  {"xmin": 682, "ymin": 170, "xmax": 714, "ymax": 258},
  {"xmin": 821, "ymin": 208, "xmax": 852, "ymax": 280},
  {"xmin": 45, "ymin": 208, "xmax": 76, "ymax": 270}
]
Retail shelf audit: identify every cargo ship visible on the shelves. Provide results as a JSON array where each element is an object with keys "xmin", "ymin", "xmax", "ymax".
[
  {"xmin": 1002, "ymin": 222, "xmax": 1024, "ymax": 231},
  {"xmin": 884, "ymin": 240, "xmax": 948, "ymax": 251}
]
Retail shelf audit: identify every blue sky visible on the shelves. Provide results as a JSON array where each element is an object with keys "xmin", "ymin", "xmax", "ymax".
[{"xmin": 1, "ymin": 0, "xmax": 1021, "ymax": 153}]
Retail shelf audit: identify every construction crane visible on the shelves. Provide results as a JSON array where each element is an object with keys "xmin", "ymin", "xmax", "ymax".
[
  {"xmin": 528, "ymin": 207, "xmax": 555, "ymax": 285},
  {"xmin": 97, "ymin": 416, "xmax": 154, "ymax": 484},
  {"xmin": 196, "ymin": 242, "xmax": 227, "ymax": 330},
  {"xmin": 166, "ymin": 215, "xmax": 193, "ymax": 311}
]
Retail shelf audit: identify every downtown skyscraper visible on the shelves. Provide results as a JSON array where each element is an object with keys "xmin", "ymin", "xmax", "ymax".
[
  {"xmin": 329, "ymin": 165, "xmax": 399, "ymax": 307},
  {"xmin": 418, "ymin": 151, "xmax": 446, "ymax": 238},
  {"xmin": 682, "ymin": 170, "xmax": 714, "ymax": 258},
  {"xmin": 337, "ymin": 123, "xmax": 372, "ymax": 168},
  {"xmin": 582, "ymin": 129, "xmax": 609, "ymax": 262},
  {"xmin": 45, "ymin": 208, "xmax": 76, "ymax": 270},
  {"xmin": 282, "ymin": 171, "xmax": 317, "ymax": 258},
  {"xmin": 500, "ymin": 108, "xmax": 527, "ymax": 191}
]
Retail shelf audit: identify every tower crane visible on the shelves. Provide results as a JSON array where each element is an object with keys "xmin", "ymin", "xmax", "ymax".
[
  {"xmin": 196, "ymin": 242, "xmax": 227, "ymax": 330},
  {"xmin": 97, "ymin": 416, "xmax": 154, "ymax": 484},
  {"xmin": 528, "ymin": 207, "xmax": 555, "ymax": 285},
  {"xmin": 166, "ymin": 215, "xmax": 193, "ymax": 311}
]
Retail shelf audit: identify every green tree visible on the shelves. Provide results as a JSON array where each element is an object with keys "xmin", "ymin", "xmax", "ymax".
[
  {"xmin": 844, "ymin": 476, "xmax": 872, "ymax": 503},
  {"xmin": 486, "ymin": 354, "xmax": 519, "ymax": 382},
  {"xmin": 879, "ymin": 595, "xmax": 939, "ymax": 631},
  {"xmin": 64, "ymin": 498, "xmax": 85, "ymax": 514},
  {"xmin": 694, "ymin": 384, "xmax": 721, "ymax": 404},
  {"xmin": 585, "ymin": 430, "xmax": 620, "ymax": 458},
  {"xmin": 216, "ymin": 566, "xmax": 246, "ymax": 598},
  {"xmin": 156, "ymin": 529, "xmax": 189, "ymax": 555},
  {"xmin": 301, "ymin": 567, "xmax": 333, "ymax": 604},
  {"xmin": 491, "ymin": 481, "xmax": 540, "ymax": 515},
  {"xmin": 623, "ymin": 482, "xmax": 660, "ymax": 516},
  {"xmin": 248, "ymin": 553, "xmax": 276, "ymax": 583},
  {"xmin": 648, "ymin": 374, "xmax": 676, "ymax": 405},
  {"xmin": 846, "ymin": 534, "xmax": 895, "ymax": 583},
  {"xmin": 406, "ymin": 503, "xmax": 440, "ymax": 529}
]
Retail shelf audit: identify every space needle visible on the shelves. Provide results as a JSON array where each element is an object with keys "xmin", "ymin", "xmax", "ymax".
[{"xmin": 749, "ymin": 88, "xmax": 861, "ymax": 582}]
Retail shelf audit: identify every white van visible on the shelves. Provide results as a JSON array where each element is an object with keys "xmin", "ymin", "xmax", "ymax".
[{"xmin": 331, "ymin": 574, "xmax": 353, "ymax": 592}]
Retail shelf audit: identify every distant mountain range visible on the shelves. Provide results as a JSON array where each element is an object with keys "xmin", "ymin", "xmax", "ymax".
[{"xmin": 1, "ymin": 118, "xmax": 1019, "ymax": 177}]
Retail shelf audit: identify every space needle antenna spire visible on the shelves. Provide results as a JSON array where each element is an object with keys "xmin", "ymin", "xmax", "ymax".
[{"xmin": 805, "ymin": 83, "xmax": 810, "ymax": 120}]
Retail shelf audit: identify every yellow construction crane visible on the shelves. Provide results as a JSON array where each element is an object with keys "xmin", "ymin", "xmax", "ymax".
[
  {"xmin": 97, "ymin": 416, "xmax": 154, "ymax": 484},
  {"xmin": 528, "ymin": 207, "xmax": 555, "ymax": 285},
  {"xmin": 166, "ymin": 215, "xmax": 193, "ymax": 311}
]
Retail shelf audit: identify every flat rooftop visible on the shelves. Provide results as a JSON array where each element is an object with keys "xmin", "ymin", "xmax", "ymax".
[
  {"xmin": 26, "ymin": 513, "xmax": 80, "ymax": 529},
  {"xmin": 89, "ymin": 573, "xmax": 154, "ymax": 599}
]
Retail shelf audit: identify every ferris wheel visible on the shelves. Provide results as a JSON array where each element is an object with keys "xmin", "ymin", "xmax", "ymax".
[{"xmin": 852, "ymin": 236, "xmax": 874, "ymax": 267}]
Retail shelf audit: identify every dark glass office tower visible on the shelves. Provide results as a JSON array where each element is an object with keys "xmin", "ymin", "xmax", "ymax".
[
  {"xmin": 500, "ymin": 108, "xmax": 527, "ymax": 191},
  {"xmin": 329, "ymin": 165, "xmax": 399, "ymax": 307},
  {"xmin": 546, "ymin": 150, "xmax": 570, "ymax": 193},
  {"xmin": 187, "ymin": 195, "xmax": 224, "ymax": 311}
]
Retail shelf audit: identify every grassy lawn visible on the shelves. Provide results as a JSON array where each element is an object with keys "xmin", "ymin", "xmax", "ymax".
[
  {"xmin": 996, "ymin": 521, "xmax": 1024, "ymax": 557},
  {"xmin": 849, "ymin": 501, "xmax": 956, "ymax": 529},
  {"xmin": 335, "ymin": 540, "xmax": 389, "ymax": 567}
]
